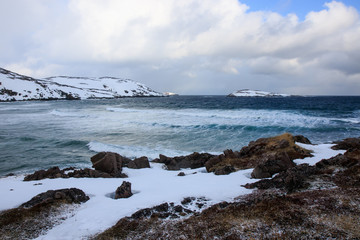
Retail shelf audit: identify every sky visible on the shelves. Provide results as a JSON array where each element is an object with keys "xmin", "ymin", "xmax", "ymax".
[{"xmin": 1, "ymin": 0, "xmax": 360, "ymax": 95}]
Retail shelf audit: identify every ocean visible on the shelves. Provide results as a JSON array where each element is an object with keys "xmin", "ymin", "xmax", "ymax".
[{"xmin": 0, "ymin": 95, "xmax": 359, "ymax": 176}]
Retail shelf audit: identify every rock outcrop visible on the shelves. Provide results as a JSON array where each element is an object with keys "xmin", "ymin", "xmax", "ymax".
[
  {"xmin": 24, "ymin": 166, "xmax": 128, "ymax": 181},
  {"xmin": 332, "ymin": 137, "xmax": 360, "ymax": 150},
  {"xmin": 115, "ymin": 181, "xmax": 133, "ymax": 199},
  {"xmin": 206, "ymin": 133, "xmax": 312, "ymax": 176},
  {"xmin": 152, "ymin": 152, "xmax": 215, "ymax": 170},
  {"xmin": 245, "ymin": 145, "xmax": 360, "ymax": 193}
]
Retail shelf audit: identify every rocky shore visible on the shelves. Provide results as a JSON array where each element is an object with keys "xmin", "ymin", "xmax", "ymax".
[{"xmin": 1, "ymin": 133, "xmax": 359, "ymax": 239}]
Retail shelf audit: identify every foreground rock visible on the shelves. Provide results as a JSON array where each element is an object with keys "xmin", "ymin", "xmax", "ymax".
[
  {"xmin": 115, "ymin": 181, "xmax": 133, "ymax": 199},
  {"xmin": 0, "ymin": 188, "xmax": 89, "ymax": 239},
  {"xmin": 206, "ymin": 133, "xmax": 312, "ymax": 176}
]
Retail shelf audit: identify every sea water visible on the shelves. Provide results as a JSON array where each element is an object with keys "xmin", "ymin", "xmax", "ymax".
[{"xmin": 0, "ymin": 96, "xmax": 359, "ymax": 176}]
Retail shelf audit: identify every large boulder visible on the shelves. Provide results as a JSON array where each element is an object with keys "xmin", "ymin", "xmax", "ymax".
[
  {"xmin": 127, "ymin": 156, "xmax": 150, "ymax": 169},
  {"xmin": 21, "ymin": 188, "xmax": 89, "ymax": 208},
  {"xmin": 153, "ymin": 152, "xmax": 215, "ymax": 170},
  {"xmin": 91, "ymin": 152, "xmax": 129, "ymax": 177},
  {"xmin": 115, "ymin": 181, "xmax": 133, "ymax": 199}
]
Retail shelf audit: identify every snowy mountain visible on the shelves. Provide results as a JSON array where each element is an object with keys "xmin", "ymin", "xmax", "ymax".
[
  {"xmin": 227, "ymin": 89, "xmax": 290, "ymax": 97},
  {"xmin": 0, "ymin": 67, "xmax": 163, "ymax": 101}
]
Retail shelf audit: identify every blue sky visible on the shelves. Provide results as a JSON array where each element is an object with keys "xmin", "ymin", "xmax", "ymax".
[
  {"xmin": 240, "ymin": 0, "xmax": 360, "ymax": 20},
  {"xmin": 1, "ymin": 0, "xmax": 360, "ymax": 95}
]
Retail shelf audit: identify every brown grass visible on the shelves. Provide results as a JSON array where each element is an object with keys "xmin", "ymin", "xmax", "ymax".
[{"xmin": 94, "ymin": 187, "xmax": 360, "ymax": 240}]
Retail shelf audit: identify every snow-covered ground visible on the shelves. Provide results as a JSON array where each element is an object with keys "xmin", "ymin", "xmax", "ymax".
[
  {"xmin": 0, "ymin": 143, "xmax": 345, "ymax": 239},
  {"xmin": 0, "ymin": 68, "xmax": 163, "ymax": 101},
  {"xmin": 228, "ymin": 89, "xmax": 290, "ymax": 97}
]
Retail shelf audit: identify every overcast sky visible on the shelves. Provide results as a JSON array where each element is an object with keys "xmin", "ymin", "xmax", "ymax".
[{"xmin": 1, "ymin": 0, "xmax": 360, "ymax": 95}]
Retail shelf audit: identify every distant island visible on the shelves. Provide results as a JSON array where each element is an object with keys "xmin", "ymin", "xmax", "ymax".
[
  {"xmin": 228, "ymin": 89, "xmax": 290, "ymax": 97},
  {"xmin": 0, "ymin": 67, "xmax": 164, "ymax": 101},
  {"xmin": 163, "ymin": 92, "xmax": 179, "ymax": 96}
]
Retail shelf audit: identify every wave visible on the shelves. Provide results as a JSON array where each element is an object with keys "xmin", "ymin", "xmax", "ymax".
[
  {"xmin": 49, "ymin": 109, "xmax": 89, "ymax": 118},
  {"xmin": 105, "ymin": 107, "xmax": 334, "ymax": 129},
  {"xmin": 331, "ymin": 118, "xmax": 360, "ymax": 124},
  {"xmin": 87, "ymin": 141, "xmax": 211, "ymax": 159}
]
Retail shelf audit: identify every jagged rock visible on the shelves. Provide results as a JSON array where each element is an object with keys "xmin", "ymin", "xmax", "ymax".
[
  {"xmin": 294, "ymin": 135, "xmax": 312, "ymax": 144},
  {"xmin": 332, "ymin": 137, "xmax": 360, "ymax": 150},
  {"xmin": 21, "ymin": 188, "xmax": 89, "ymax": 208},
  {"xmin": 115, "ymin": 181, "xmax": 133, "ymax": 199},
  {"xmin": 91, "ymin": 152, "xmax": 129, "ymax": 176},
  {"xmin": 251, "ymin": 152, "xmax": 296, "ymax": 179},
  {"xmin": 24, "ymin": 166, "xmax": 62, "ymax": 181},
  {"xmin": 127, "ymin": 156, "xmax": 150, "ymax": 169},
  {"xmin": 153, "ymin": 152, "xmax": 215, "ymax": 170},
  {"xmin": 207, "ymin": 133, "xmax": 312, "ymax": 175}
]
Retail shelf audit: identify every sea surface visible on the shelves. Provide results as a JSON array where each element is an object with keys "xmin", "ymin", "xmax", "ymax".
[{"xmin": 1, "ymin": 96, "xmax": 359, "ymax": 176}]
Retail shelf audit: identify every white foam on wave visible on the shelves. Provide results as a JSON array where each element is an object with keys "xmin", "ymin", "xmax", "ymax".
[
  {"xmin": 332, "ymin": 118, "xmax": 360, "ymax": 124},
  {"xmin": 105, "ymin": 107, "xmax": 333, "ymax": 129},
  {"xmin": 87, "ymin": 141, "xmax": 198, "ymax": 159}
]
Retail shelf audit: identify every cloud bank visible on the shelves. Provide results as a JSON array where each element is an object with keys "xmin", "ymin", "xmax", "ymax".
[{"xmin": 1, "ymin": 0, "xmax": 360, "ymax": 95}]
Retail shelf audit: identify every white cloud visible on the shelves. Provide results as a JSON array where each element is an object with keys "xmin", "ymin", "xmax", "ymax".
[{"xmin": 0, "ymin": 0, "xmax": 360, "ymax": 95}]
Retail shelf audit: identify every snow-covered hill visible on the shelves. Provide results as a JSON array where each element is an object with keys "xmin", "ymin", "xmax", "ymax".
[
  {"xmin": 228, "ymin": 89, "xmax": 290, "ymax": 97},
  {"xmin": 0, "ymin": 68, "xmax": 163, "ymax": 101}
]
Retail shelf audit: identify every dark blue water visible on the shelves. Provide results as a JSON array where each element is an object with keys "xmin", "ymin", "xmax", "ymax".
[{"xmin": 1, "ymin": 96, "xmax": 359, "ymax": 176}]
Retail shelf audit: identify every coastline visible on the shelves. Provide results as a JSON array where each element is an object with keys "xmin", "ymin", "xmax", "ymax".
[{"xmin": 1, "ymin": 134, "xmax": 359, "ymax": 239}]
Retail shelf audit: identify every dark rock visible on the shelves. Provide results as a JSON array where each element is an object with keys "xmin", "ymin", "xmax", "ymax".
[
  {"xmin": 245, "ymin": 164, "xmax": 317, "ymax": 193},
  {"xmin": 214, "ymin": 165, "xmax": 236, "ymax": 175},
  {"xmin": 332, "ymin": 137, "xmax": 360, "ymax": 150},
  {"xmin": 127, "ymin": 156, "xmax": 150, "ymax": 169},
  {"xmin": 24, "ymin": 165, "xmax": 128, "ymax": 181},
  {"xmin": 24, "ymin": 166, "xmax": 62, "ymax": 181},
  {"xmin": 115, "ymin": 181, "xmax": 133, "ymax": 199},
  {"xmin": 153, "ymin": 152, "xmax": 215, "ymax": 170},
  {"xmin": 178, "ymin": 172, "xmax": 185, "ymax": 176},
  {"xmin": 154, "ymin": 203, "xmax": 169, "ymax": 212},
  {"xmin": 131, "ymin": 208, "xmax": 152, "ymax": 219},
  {"xmin": 21, "ymin": 188, "xmax": 89, "ymax": 208},
  {"xmin": 181, "ymin": 197, "xmax": 195, "ymax": 205},
  {"xmin": 91, "ymin": 152, "xmax": 127, "ymax": 176},
  {"xmin": 294, "ymin": 135, "xmax": 312, "ymax": 144},
  {"xmin": 251, "ymin": 152, "xmax": 296, "ymax": 179},
  {"xmin": 173, "ymin": 205, "xmax": 184, "ymax": 213}
]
